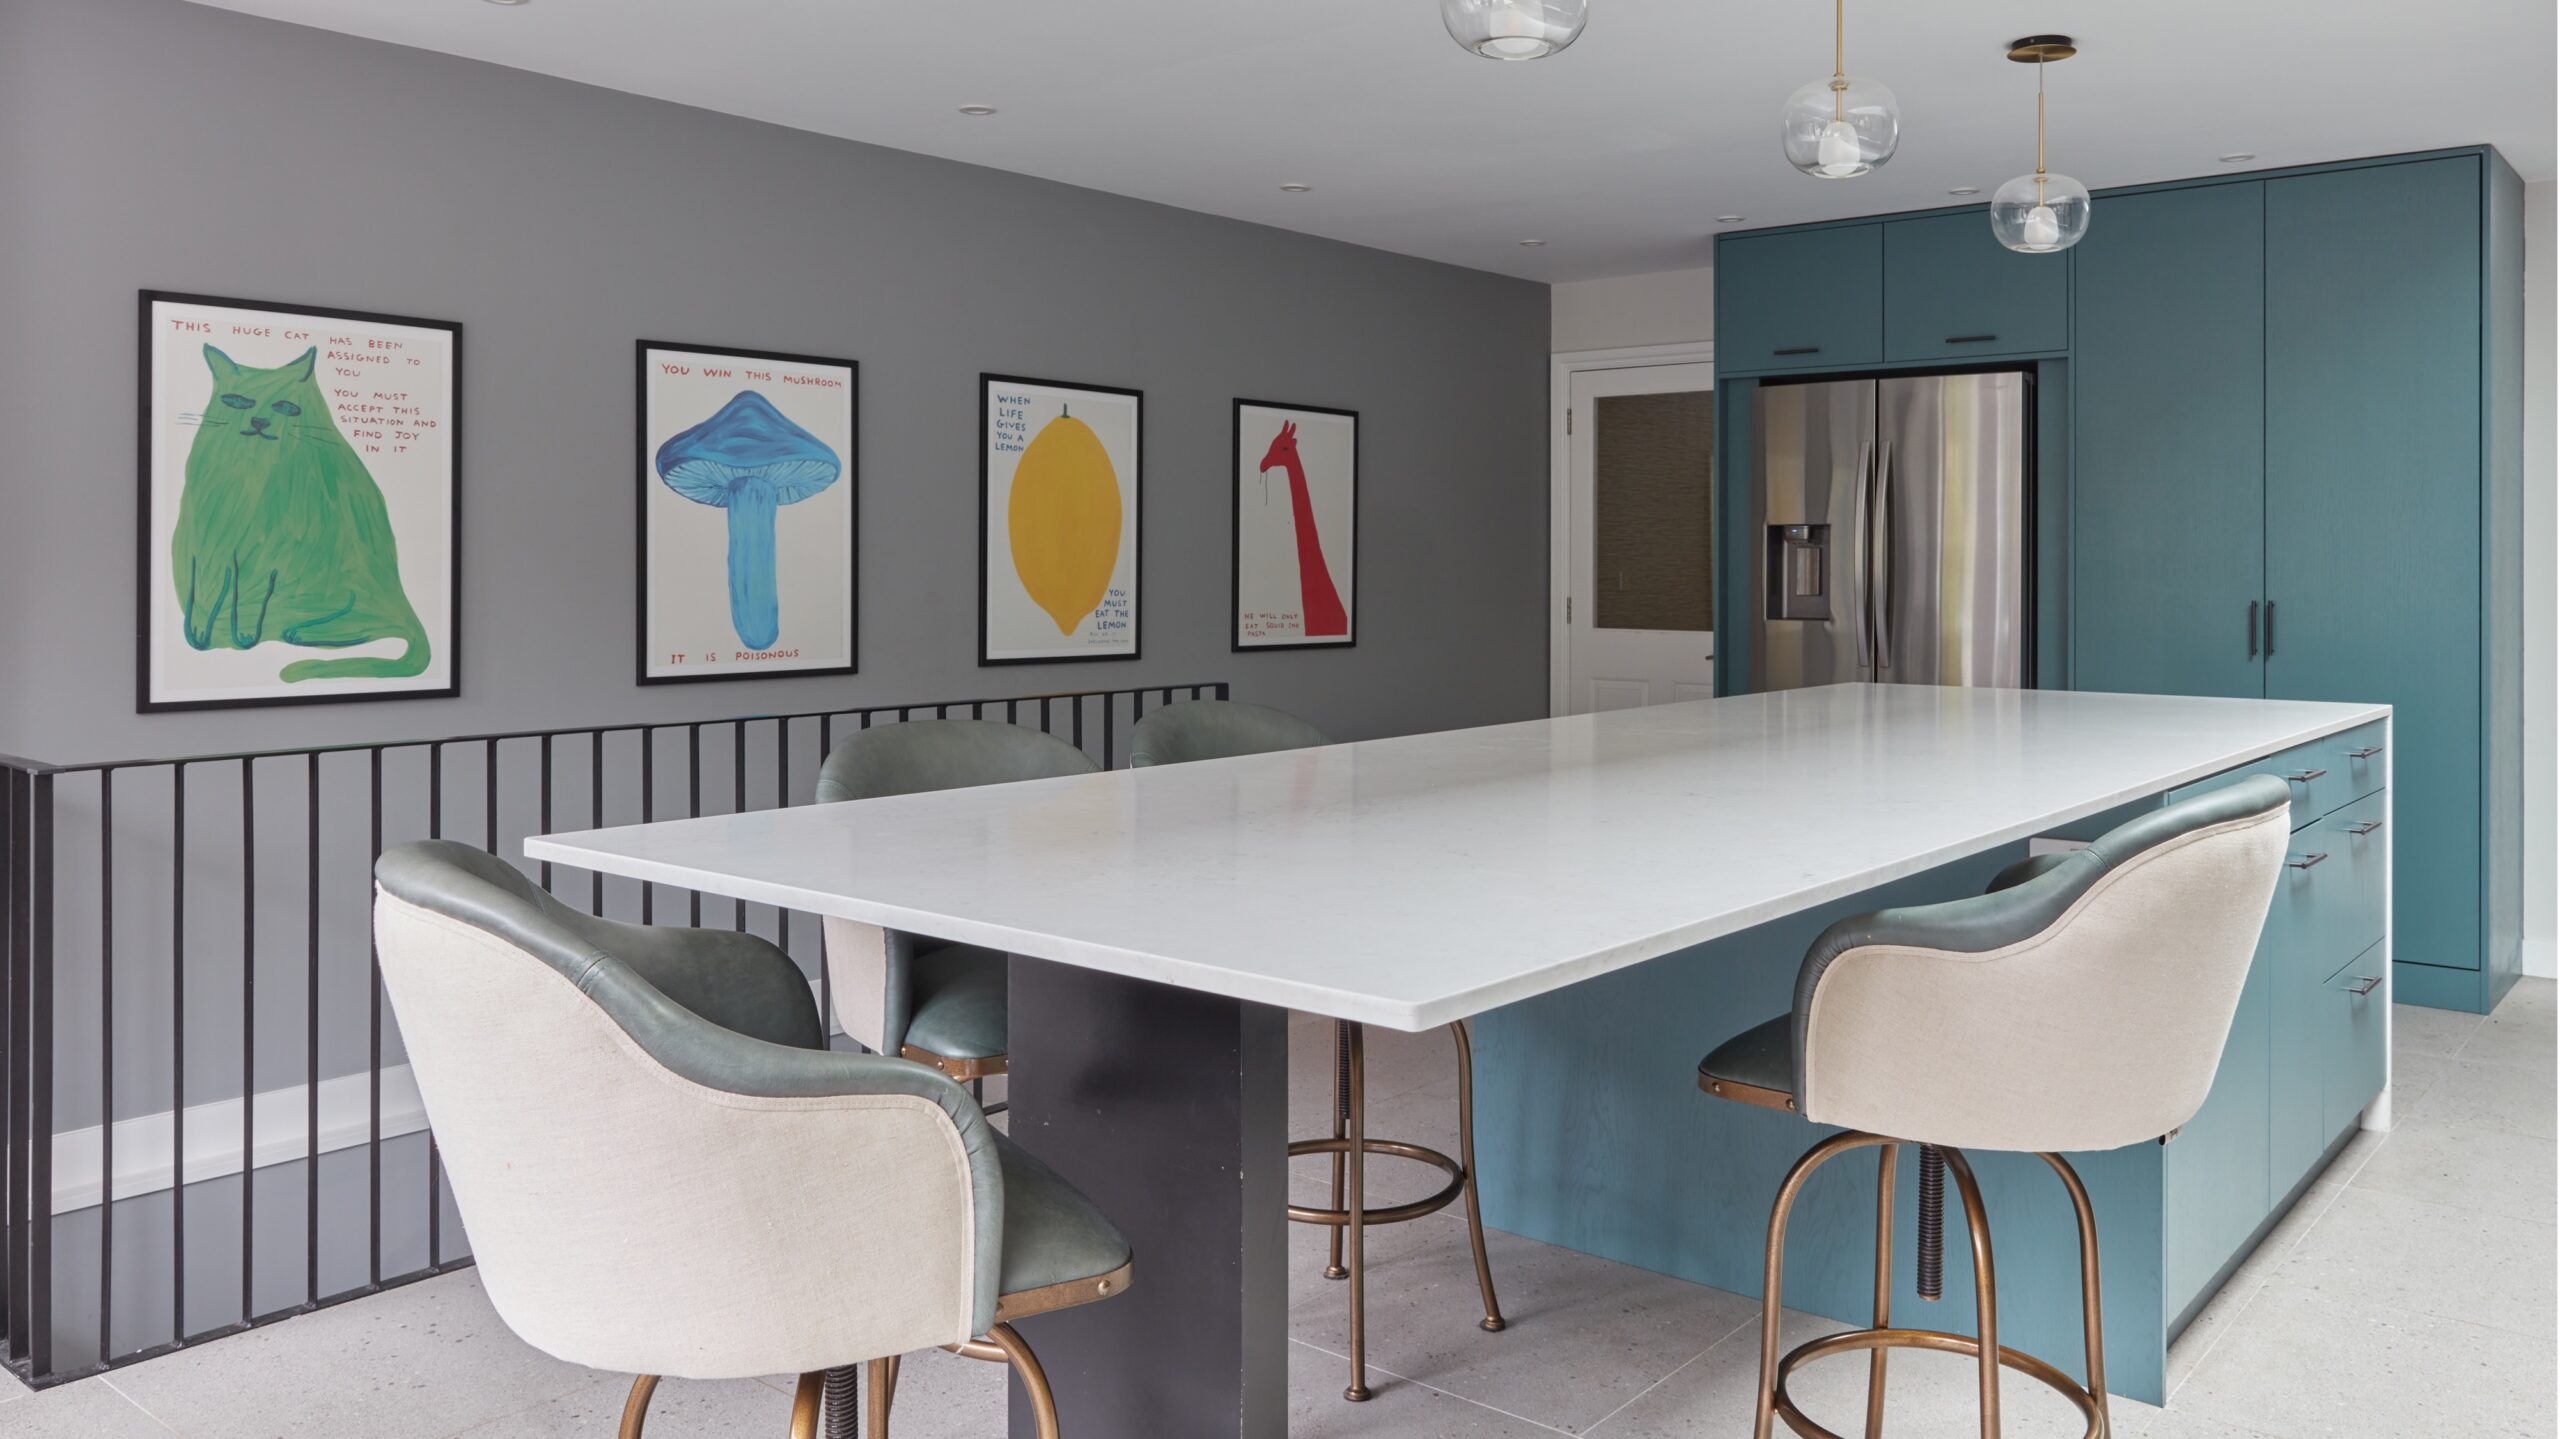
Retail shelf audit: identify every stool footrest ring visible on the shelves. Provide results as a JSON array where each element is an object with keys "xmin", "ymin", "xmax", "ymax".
[
  {"xmin": 1286, "ymin": 1137, "xmax": 1466, "ymax": 1227},
  {"xmin": 1772, "ymin": 1327, "xmax": 2107, "ymax": 1439}
]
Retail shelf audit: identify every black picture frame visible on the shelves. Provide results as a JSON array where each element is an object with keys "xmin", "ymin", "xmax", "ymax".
[
  {"xmin": 1230, "ymin": 398, "xmax": 1360, "ymax": 652},
  {"xmin": 979, "ymin": 373, "xmax": 1144, "ymax": 667},
  {"xmin": 635, "ymin": 340, "xmax": 860, "ymax": 686},
  {"xmin": 137, "ymin": 290, "xmax": 463, "ymax": 713}
]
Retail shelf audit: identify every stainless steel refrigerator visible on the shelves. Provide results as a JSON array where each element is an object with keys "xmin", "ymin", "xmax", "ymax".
[{"xmin": 1748, "ymin": 371, "xmax": 2030, "ymax": 692}]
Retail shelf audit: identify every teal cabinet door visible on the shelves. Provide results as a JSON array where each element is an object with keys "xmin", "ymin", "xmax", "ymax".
[
  {"xmin": 2266, "ymin": 157, "xmax": 2482, "ymax": 974},
  {"xmin": 1882, "ymin": 212, "xmax": 2070, "ymax": 361},
  {"xmin": 2264, "ymin": 844, "xmax": 2330, "ymax": 1196},
  {"xmin": 2163, "ymin": 920, "xmax": 2271, "ymax": 1321},
  {"xmin": 2069, "ymin": 181, "xmax": 2266, "ymax": 698},
  {"xmin": 1717, "ymin": 225, "xmax": 1883, "ymax": 372},
  {"xmin": 2322, "ymin": 943, "xmax": 2389, "ymax": 1144}
]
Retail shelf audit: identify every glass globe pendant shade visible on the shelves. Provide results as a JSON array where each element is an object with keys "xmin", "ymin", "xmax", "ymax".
[
  {"xmin": 1780, "ymin": 75, "xmax": 1899, "ymax": 178},
  {"xmin": 1441, "ymin": 0, "xmax": 1588, "ymax": 60},
  {"xmin": 1989, "ymin": 171, "xmax": 2091, "ymax": 252}
]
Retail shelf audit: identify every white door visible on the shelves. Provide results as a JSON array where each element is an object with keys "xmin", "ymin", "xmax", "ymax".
[{"xmin": 1560, "ymin": 362, "xmax": 1720, "ymax": 713}]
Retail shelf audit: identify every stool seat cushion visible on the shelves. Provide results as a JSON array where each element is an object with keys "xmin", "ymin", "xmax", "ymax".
[
  {"xmin": 906, "ymin": 944, "xmax": 1010, "ymax": 1061},
  {"xmin": 994, "ymin": 1132, "xmax": 1133, "ymax": 1296},
  {"xmin": 1698, "ymin": 1015, "xmax": 1796, "ymax": 1097}
]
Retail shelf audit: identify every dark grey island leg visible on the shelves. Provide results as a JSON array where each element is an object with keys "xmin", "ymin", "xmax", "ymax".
[{"xmin": 1004, "ymin": 957, "xmax": 1291, "ymax": 1439}]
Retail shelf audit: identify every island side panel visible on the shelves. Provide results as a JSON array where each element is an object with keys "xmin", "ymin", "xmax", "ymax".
[{"xmin": 1469, "ymin": 842, "xmax": 2178, "ymax": 1406}]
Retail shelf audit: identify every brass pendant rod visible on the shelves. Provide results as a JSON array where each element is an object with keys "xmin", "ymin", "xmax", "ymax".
[{"xmin": 1832, "ymin": 0, "xmax": 1846, "ymax": 120}]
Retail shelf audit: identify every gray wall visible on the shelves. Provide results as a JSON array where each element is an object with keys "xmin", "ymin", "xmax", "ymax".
[{"xmin": 0, "ymin": 0, "xmax": 1550, "ymax": 764}]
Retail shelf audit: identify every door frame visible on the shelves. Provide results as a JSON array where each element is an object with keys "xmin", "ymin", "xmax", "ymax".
[{"xmin": 1549, "ymin": 342, "xmax": 1719, "ymax": 715}]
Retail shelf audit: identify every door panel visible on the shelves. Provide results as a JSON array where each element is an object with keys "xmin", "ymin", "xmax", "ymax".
[
  {"xmin": 1748, "ymin": 380, "xmax": 1876, "ymax": 692},
  {"xmin": 2265, "ymin": 156, "xmax": 2482, "ymax": 972},
  {"xmin": 1718, "ymin": 226, "xmax": 1884, "ymax": 371},
  {"xmin": 1564, "ymin": 363, "xmax": 1720, "ymax": 712},
  {"xmin": 1874, "ymin": 373, "xmax": 2027, "ymax": 686},
  {"xmin": 1883, "ymin": 212, "xmax": 2071, "ymax": 361},
  {"xmin": 2070, "ymin": 182, "xmax": 2267, "ymax": 698}
]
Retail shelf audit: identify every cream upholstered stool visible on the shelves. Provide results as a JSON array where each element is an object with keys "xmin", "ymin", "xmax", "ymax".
[
  {"xmin": 813, "ymin": 720, "xmax": 1099, "ymax": 1098},
  {"xmin": 1698, "ymin": 775, "xmax": 2293, "ymax": 1439},
  {"xmin": 372, "ymin": 840, "xmax": 1131, "ymax": 1439},
  {"xmin": 1130, "ymin": 699, "xmax": 1504, "ymax": 1403}
]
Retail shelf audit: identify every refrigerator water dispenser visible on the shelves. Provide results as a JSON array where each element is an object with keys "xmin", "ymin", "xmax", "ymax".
[{"xmin": 1766, "ymin": 524, "xmax": 1832, "ymax": 621}]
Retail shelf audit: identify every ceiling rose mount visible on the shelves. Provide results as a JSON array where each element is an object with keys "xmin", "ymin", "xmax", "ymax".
[{"xmin": 2004, "ymin": 35, "xmax": 2078, "ymax": 64}]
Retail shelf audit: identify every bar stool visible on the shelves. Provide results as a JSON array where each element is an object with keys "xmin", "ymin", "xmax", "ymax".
[
  {"xmin": 1698, "ymin": 775, "xmax": 2293, "ymax": 1439},
  {"xmin": 1130, "ymin": 699, "xmax": 1504, "ymax": 1403},
  {"xmin": 814, "ymin": 719, "xmax": 1099, "ymax": 1094}
]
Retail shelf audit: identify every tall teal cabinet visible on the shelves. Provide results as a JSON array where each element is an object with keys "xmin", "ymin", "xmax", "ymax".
[{"xmin": 1713, "ymin": 146, "xmax": 2526, "ymax": 1013}]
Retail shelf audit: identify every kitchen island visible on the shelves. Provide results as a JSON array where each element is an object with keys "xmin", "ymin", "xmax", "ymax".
[{"xmin": 528, "ymin": 684, "xmax": 2391, "ymax": 1431}]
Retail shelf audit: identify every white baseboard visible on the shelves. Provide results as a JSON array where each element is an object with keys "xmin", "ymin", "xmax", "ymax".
[{"xmin": 50, "ymin": 1065, "xmax": 427, "ymax": 1216}]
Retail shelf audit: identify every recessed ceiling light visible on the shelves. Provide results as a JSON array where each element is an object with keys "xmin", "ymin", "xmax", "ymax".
[
  {"xmin": 1715, "ymin": 215, "xmax": 1747, "ymax": 224},
  {"xmin": 483, "ymin": 0, "xmax": 530, "ymax": 6},
  {"xmin": 1518, "ymin": 239, "xmax": 1548, "ymax": 248},
  {"xmin": 2218, "ymin": 152, "xmax": 2256, "ymax": 164},
  {"xmin": 1948, "ymin": 186, "xmax": 1981, "ymax": 196},
  {"xmin": 957, "ymin": 105, "xmax": 998, "ymax": 117},
  {"xmin": 1279, "ymin": 182, "xmax": 1313, "ymax": 193}
]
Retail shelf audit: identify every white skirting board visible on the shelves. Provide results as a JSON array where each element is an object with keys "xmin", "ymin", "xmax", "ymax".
[
  {"xmin": 49, "ymin": 1064, "xmax": 428, "ymax": 1217},
  {"xmin": 50, "ymin": 976, "xmax": 847, "ymax": 1216}
]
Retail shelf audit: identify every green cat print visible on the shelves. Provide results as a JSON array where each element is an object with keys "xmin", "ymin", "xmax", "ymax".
[{"xmin": 171, "ymin": 344, "xmax": 430, "ymax": 682}]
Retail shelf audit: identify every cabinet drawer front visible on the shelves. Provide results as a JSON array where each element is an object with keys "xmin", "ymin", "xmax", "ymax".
[
  {"xmin": 2300, "ymin": 792, "xmax": 2389, "ymax": 961},
  {"xmin": 2322, "ymin": 942, "xmax": 2389, "ymax": 1143},
  {"xmin": 1882, "ymin": 212, "xmax": 2071, "ymax": 360},
  {"xmin": 2165, "ymin": 723, "xmax": 2388, "ymax": 830},
  {"xmin": 1718, "ymin": 226, "xmax": 1883, "ymax": 371}
]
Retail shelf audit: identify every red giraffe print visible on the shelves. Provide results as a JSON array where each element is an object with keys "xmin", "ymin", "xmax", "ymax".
[{"xmin": 1256, "ymin": 420, "xmax": 1348, "ymax": 636}]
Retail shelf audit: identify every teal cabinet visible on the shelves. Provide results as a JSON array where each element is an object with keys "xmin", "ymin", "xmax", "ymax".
[
  {"xmin": 1716, "ymin": 225, "xmax": 1882, "ymax": 371},
  {"xmin": 1882, "ymin": 212, "xmax": 2070, "ymax": 361},
  {"xmin": 2162, "ymin": 924, "xmax": 2270, "ymax": 1320},
  {"xmin": 2324, "ymin": 943, "xmax": 2390, "ymax": 1143},
  {"xmin": 2265, "ymin": 157, "xmax": 2486, "ymax": 981},
  {"xmin": 2069, "ymin": 181, "xmax": 2266, "ymax": 699}
]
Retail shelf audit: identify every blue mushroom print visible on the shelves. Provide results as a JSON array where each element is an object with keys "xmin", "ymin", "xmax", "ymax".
[{"xmin": 656, "ymin": 391, "xmax": 842, "ymax": 650}]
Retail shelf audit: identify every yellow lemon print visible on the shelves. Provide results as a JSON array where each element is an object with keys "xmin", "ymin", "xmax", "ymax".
[{"xmin": 1008, "ymin": 408, "xmax": 1123, "ymax": 635}]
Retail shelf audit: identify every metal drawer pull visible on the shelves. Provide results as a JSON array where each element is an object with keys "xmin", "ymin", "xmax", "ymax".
[
  {"xmin": 2285, "ymin": 852, "xmax": 2329, "ymax": 870},
  {"xmin": 2343, "ymin": 975, "xmax": 2382, "ymax": 996},
  {"xmin": 2346, "ymin": 746, "xmax": 2383, "ymax": 759},
  {"xmin": 2345, "ymin": 819, "xmax": 2384, "ymax": 836},
  {"xmin": 1945, "ymin": 333, "xmax": 1999, "ymax": 344},
  {"xmin": 1773, "ymin": 345, "xmax": 1822, "ymax": 356},
  {"xmin": 2284, "ymin": 768, "xmax": 2327, "ymax": 783}
]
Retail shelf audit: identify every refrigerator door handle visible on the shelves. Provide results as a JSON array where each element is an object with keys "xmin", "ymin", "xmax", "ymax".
[
  {"xmin": 1848, "ymin": 438, "xmax": 1876, "ymax": 669},
  {"xmin": 1870, "ymin": 438, "xmax": 1893, "ymax": 672}
]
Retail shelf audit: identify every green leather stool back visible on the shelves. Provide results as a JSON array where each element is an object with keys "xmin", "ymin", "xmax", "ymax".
[
  {"xmin": 1129, "ymin": 700, "xmax": 1328, "ymax": 767},
  {"xmin": 816, "ymin": 718, "xmax": 1098, "ymax": 802}
]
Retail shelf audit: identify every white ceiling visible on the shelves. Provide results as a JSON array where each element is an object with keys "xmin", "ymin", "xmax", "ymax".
[{"xmin": 187, "ymin": 0, "xmax": 2557, "ymax": 283}]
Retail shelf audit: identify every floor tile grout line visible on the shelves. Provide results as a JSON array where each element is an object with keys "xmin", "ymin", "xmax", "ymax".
[
  {"xmin": 1577, "ymin": 1324, "xmax": 1740, "ymax": 1438},
  {"xmin": 97, "ymin": 1377, "xmax": 185, "ymax": 1437},
  {"xmin": 1282, "ymin": 1338, "xmax": 1578, "ymax": 1435}
]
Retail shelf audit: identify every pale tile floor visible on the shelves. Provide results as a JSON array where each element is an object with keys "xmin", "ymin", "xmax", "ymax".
[{"xmin": 2, "ymin": 983, "xmax": 2549, "ymax": 1437}]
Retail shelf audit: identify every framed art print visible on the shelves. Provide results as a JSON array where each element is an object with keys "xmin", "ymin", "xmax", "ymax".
[
  {"xmin": 139, "ymin": 291, "xmax": 460, "ymax": 712},
  {"xmin": 638, "ymin": 341, "xmax": 857, "ymax": 684},
  {"xmin": 1232, "ymin": 400, "xmax": 1356, "ymax": 650},
  {"xmin": 980, "ymin": 374, "xmax": 1141, "ymax": 664}
]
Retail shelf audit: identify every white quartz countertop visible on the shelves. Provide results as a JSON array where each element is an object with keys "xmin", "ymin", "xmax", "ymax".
[{"xmin": 526, "ymin": 685, "xmax": 2388, "ymax": 1030}]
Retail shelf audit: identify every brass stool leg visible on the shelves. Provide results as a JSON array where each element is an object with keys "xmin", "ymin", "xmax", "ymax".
[
  {"xmin": 1449, "ymin": 1019, "xmax": 1506, "ymax": 1332},
  {"xmin": 1939, "ymin": 1147, "xmax": 2001, "ymax": 1439},
  {"xmin": 1325, "ymin": 1020, "xmax": 1351, "ymax": 1280},
  {"xmin": 866, "ymin": 1355, "xmax": 900, "ymax": 1437},
  {"xmin": 986, "ymin": 1323, "xmax": 1063, "ymax": 1439},
  {"xmin": 788, "ymin": 1372, "xmax": 825, "ymax": 1439},
  {"xmin": 1864, "ymin": 1144, "xmax": 1900, "ymax": 1439},
  {"xmin": 2042, "ymin": 1152, "xmax": 2112, "ymax": 1436},
  {"xmin": 617, "ymin": 1375, "xmax": 659, "ymax": 1439},
  {"xmin": 1753, "ymin": 1131, "xmax": 1878, "ymax": 1439},
  {"xmin": 1343, "ymin": 1022, "xmax": 1373, "ymax": 1400}
]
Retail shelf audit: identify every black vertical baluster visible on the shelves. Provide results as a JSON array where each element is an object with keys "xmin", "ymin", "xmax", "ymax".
[
  {"xmin": 589, "ymin": 734, "xmax": 604, "ymax": 914},
  {"xmin": 25, "ymin": 774, "xmax": 50, "ymax": 1377},
  {"xmin": 936, "ymin": 704, "xmax": 950, "ymax": 720},
  {"xmin": 815, "ymin": 715, "xmax": 834, "ymax": 1033},
  {"xmin": 97, "ymin": 770, "xmax": 113, "ymax": 1363},
  {"xmin": 367, "ymin": 748, "xmax": 382, "ymax": 1289},
  {"xmin": 1160, "ymin": 686, "xmax": 1173, "ymax": 708},
  {"xmin": 731, "ymin": 726, "xmax": 746, "ymax": 933},
  {"xmin": 171, "ymin": 763, "xmax": 186, "ymax": 1345},
  {"xmin": 635, "ymin": 733, "xmax": 655, "ymax": 913},
  {"xmin": 970, "ymin": 701, "xmax": 983, "ymax": 720},
  {"xmin": 687, "ymin": 726, "xmax": 702, "ymax": 927},
  {"xmin": 1041, "ymin": 696, "xmax": 1053, "ymax": 736},
  {"xmin": 427, "ymin": 742, "xmax": 445, "ymax": 1272},
  {"xmin": 483, "ymin": 739, "xmax": 497, "ymax": 855},
  {"xmin": 239, "ymin": 760, "xmax": 254, "ymax": 1327},
  {"xmin": 4, "ymin": 767, "xmax": 23, "ymax": 1369},
  {"xmin": 1103, "ymin": 692, "xmax": 1116, "ymax": 769},
  {"xmin": 537, "ymin": 736, "xmax": 553, "ymax": 889},
  {"xmin": 304, "ymin": 754, "xmax": 319, "ymax": 1308},
  {"xmin": 1072, "ymin": 696, "xmax": 1085, "ymax": 753},
  {"xmin": 1006, "ymin": 699, "xmax": 1018, "ymax": 725},
  {"xmin": 774, "ymin": 719, "xmax": 790, "ymax": 949},
  {"xmin": 429, "ymin": 746, "xmax": 442, "ymax": 841}
]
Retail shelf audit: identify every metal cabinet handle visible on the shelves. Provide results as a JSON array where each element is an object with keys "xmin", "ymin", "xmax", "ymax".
[
  {"xmin": 1773, "ymin": 345, "xmax": 1822, "ymax": 356},
  {"xmin": 2248, "ymin": 600, "xmax": 2259, "ymax": 658},
  {"xmin": 2265, "ymin": 599, "xmax": 2276, "ymax": 656},
  {"xmin": 2343, "ymin": 975, "xmax": 2382, "ymax": 996},
  {"xmin": 2346, "ymin": 746, "xmax": 2384, "ymax": 759},
  {"xmin": 2285, "ymin": 852, "xmax": 2330, "ymax": 870},
  {"xmin": 1945, "ymin": 333, "xmax": 1999, "ymax": 344},
  {"xmin": 2284, "ymin": 768, "xmax": 2328, "ymax": 783},
  {"xmin": 2346, "ymin": 819, "xmax": 2384, "ymax": 836}
]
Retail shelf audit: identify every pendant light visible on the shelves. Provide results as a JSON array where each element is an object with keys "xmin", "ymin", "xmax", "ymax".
[
  {"xmin": 1781, "ymin": 0, "xmax": 1898, "ymax": 179},
  {"xmin": 1989, "ymin": 36, "xmax": 2091, "ymax": 253},
  {"xmin": 1442, "ymin": 0, "xmax": 1588, "ymax": 61}
]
